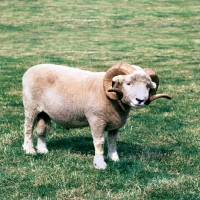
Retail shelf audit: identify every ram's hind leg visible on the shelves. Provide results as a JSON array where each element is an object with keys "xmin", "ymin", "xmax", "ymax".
[
  {"xmin": 36, "ymin": 112, "xmax": 51, "ymax": 154},
  {"xmin": 23, "ymin": 109, "xmax": 38, "ymax": 154},
  {"xmin": 107, "ymin": 130, "xmax": 119, "ymax": 161}
]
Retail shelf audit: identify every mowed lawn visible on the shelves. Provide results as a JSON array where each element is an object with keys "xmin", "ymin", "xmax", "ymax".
[{"xmin": 0, "ymin": 0, "xmax": 200, "ymax": 199}]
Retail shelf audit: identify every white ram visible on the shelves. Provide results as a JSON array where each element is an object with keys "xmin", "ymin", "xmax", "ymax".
[{"xmin": 22, "ymin": 63, "xmax": 171, "ymax": 169}]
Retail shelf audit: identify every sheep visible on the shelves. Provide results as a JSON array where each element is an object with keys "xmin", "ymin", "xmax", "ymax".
[{"xmin": 22, "ymin": 63, "xmax": 171, "ymax": 169}]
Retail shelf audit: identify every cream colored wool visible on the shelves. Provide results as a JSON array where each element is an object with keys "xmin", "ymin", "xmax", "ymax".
[{"xmin": 22, "ymin": 63, "xmax": 170, "ymax": 169}]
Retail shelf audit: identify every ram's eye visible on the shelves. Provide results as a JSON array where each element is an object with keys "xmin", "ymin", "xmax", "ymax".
[{"xmin": 126, "ymin": 82, "xmax": 131, "ymax": 85}]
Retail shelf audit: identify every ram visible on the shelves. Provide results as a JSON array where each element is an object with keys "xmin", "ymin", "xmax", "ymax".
[{"xmin": 22, "ymin": 63, "xmax": 171, "ymax": 169}]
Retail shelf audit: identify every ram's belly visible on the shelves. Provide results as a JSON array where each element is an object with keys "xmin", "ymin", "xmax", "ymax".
[
  {"xmin": 42, "ymin": 103, "xmax": 89, "ymax": 128},
  {"xmin": 49, "ymin": 112, "xmax": 89, "ymax": 128}
]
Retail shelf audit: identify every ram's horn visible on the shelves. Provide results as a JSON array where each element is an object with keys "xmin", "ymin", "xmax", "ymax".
[
  {"xmin": 103, "ymin": 63, "xmax": 136, "ymax": 100},
  {"xmin": 107, "ymin": 82, "xmax": 123, "ymax": 100},
  {"xmin": 144, "ymin": 68, "xmax": 171, "ymax": 105}
]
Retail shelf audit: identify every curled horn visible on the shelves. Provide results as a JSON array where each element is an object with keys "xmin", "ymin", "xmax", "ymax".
[
  {"xmin": 103, "ymin": 63, "xmax": 136, "ymax": 100},
  {"xmin": 144, "ymin": 68, "xmax": 171, "ymax": 105}
]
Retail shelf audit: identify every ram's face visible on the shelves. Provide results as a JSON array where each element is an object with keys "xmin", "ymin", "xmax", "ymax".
[{"xmin": 112, "ymin": 71, "xmax": 156, "ymax": 107}]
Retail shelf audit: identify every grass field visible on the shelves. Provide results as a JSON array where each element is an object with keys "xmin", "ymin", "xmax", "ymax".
[{"xmin": 0, "ymin": 0, "xmax": 200, "ymax": 199}]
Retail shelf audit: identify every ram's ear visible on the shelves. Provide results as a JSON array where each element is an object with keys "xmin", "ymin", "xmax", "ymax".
[
  {"xmin": 150, "ymin": 81, "xmax": 157, "ymax": 89},
  {"xmin": 112, "ymin": 75, "xmax": 124, "ymax": 85}
]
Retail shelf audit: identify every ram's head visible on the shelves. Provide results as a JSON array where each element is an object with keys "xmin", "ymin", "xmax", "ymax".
[{"xmin": 103, "ymin": 63, "xmax": 171, "ymax": 107}]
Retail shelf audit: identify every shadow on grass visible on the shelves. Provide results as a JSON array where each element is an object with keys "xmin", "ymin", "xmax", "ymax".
[
  {"xmin": 48, "ymin": 136, "xmax": 95, "ymax": 155},
  {"xmin": 48, "ymin": 136, "xmax": 173, "ymax": 162}
]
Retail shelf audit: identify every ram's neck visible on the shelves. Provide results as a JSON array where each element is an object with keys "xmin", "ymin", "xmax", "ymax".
[
  {"xmin": 103, "ymin": 100, "xmax": 131, "ymax": 131},
  {"xmin": 117, "ymin": 100, "xmax": 131, "ymax": 112}
]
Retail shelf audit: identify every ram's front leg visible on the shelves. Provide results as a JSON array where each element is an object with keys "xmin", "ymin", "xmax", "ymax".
[
  {"xmin": 90, "ymin": 123, "xmax": 107, "ymax": 169},
  {"xmin": 93, "ymin": 139, "xmax": 106, "ymax": 169},
  {"xmin": 107, "ymin": 129, "xmax": 119, "ymax": 161}
]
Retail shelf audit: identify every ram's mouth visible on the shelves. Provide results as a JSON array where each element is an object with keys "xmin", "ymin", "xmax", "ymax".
[
  {"xmin": 134, "ymin": 104, "xmax": 142, "ymax": 108},
  {"xmin": 130, "ymin": 102, "xmax": 143, "ymax": 108}
]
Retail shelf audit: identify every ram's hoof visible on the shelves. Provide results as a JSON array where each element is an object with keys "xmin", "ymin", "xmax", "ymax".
[
  {"xmin": 36, "ymin": 147, "xmax": 49, "ymax": 154},
  {"xmin": 23, "ymin": 144, "xmax": 36, "ymax": 154},
  {"xmin": 93, "ymin": 155, "xmax": 107, "ymax": 169},
  {"xmin": 107, "ymin": 152, "xmax": 119, "ymax": 162}
]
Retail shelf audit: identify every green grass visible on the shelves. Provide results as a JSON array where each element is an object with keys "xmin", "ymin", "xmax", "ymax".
[{"xmin": 0, "ymin": 0, "xmax": 200, "ymax": 199}]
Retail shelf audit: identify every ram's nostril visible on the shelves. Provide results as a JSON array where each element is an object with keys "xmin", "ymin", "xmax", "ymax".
[{"xmin": 136, "ymin": 98, "xmax": 144, "ymax": 104}]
